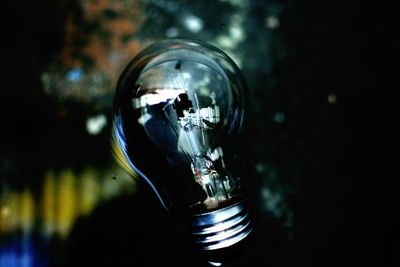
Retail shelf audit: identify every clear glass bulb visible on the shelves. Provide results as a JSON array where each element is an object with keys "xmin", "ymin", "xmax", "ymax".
[{"xmin": 111, "ymin": 39, "xmax": 252, "ymax": 261}]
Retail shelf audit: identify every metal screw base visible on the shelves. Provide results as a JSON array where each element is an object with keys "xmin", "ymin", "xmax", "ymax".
[{"xmin": 189, "ymin": 200, "xmax": 252, "ymax": 251}]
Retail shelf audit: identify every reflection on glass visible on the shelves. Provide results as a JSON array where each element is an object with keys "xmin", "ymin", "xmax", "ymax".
[
  {"xmin": 133, "ymin": 48, "xmax": 238, "ymax": 209},
  {"xmin": 112, "ymin": 39, "xmax": 252, "ymax": 256}
]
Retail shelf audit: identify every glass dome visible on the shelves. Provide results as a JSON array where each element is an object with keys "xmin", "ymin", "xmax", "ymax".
[{"xmin": 112, "ymin": 38, "xmax": 248, "ymax": 214}]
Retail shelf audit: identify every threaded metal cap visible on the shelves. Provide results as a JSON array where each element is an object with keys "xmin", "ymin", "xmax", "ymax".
[{"xmin": 189, "ymin": 201, "xmax": 252, "ymax": 251}]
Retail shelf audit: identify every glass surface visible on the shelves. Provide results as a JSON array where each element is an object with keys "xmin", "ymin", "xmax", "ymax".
[
  {"xmin": 2, "ymin": 0, "xmax": 388, "ymax": 266},
  {"xmin": 112, "ymin": 39, "xmax": 247, "ymax": 212}
]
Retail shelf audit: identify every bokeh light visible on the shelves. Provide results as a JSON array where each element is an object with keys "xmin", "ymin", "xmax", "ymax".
[{"xmin": 1, "ymin": 0, "xmax": 395, "ymax": 266}]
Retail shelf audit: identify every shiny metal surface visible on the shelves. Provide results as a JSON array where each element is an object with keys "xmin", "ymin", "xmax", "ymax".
[{"xmin": 189, "ymin": 201, "xmax": 252, "ymax": 251}]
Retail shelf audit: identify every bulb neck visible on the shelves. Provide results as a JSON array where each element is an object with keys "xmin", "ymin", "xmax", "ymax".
[{"xmin": 188, "ymin": 200, "xmax": 252, "ymax": 252}]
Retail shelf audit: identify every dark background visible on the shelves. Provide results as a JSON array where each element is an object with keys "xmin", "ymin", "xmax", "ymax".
[{"xmin": 1, "ymin": 0, "xmax": 397, "ymax": 266}]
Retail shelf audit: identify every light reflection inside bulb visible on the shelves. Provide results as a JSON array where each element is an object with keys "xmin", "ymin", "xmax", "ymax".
[
  {"xmin": 112, "ymin": 39, "xmax": 252, "ymax": 255},
  {"xmin": 132, "ymin": 50, "xmax": 238, "ymax": 210}
]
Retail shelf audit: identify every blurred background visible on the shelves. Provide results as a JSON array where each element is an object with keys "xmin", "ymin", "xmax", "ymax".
[{"xmin": 0, "ymin": 0, "xmax": 396, "ymax": 266}]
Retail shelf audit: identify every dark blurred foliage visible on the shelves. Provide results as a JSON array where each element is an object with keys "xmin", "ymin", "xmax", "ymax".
[
  {"xmin": 1, "ymin": 0, "xmax": 111, "ymax": 188},
  {"xmin": 138, "ymin": 0, "xmax": 236, "ymax": 38},
  {"xmin": 273, "ymin": 1, "xmax": 398, "ymax": 266},
  {"xmin": 1, "ymin": 0, "xmax": 61, "ymax": 193},
  {"xmin": 1, "ymin": 0, "xmax": 398, "ymax": 266}
]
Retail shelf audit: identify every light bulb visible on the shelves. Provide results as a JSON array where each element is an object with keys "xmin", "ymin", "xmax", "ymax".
[{"xmin": 111, "ymin": 38, "xmax": 252, "ymax": 262}]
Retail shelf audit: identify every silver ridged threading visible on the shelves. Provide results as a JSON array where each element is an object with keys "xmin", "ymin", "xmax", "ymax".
[{"xmin": 190, "ymin": 201, "xmax": 252, "ymax": 251}]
